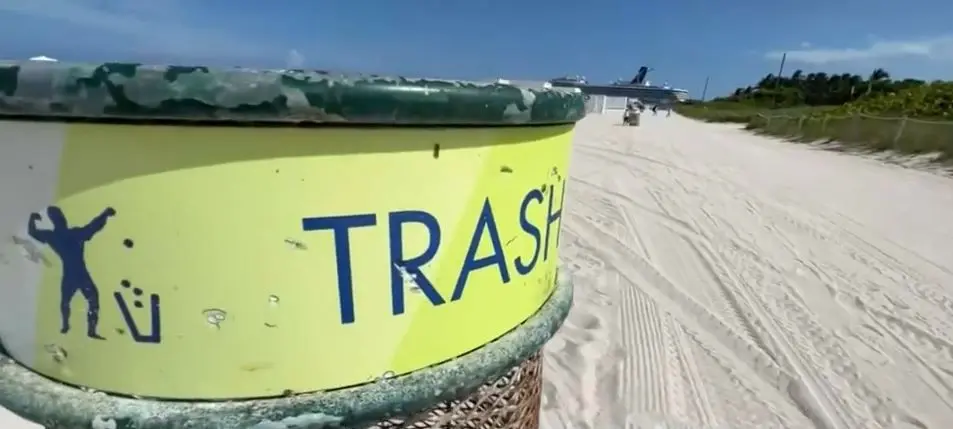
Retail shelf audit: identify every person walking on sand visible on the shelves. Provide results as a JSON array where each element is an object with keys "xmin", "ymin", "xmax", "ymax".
[{"xmin": 28, "ymin": 206, "xmax": 116, "ymax": 340}]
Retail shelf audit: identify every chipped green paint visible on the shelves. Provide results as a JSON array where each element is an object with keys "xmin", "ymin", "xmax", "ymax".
[
  {"xmin": 0, "ymin": 270, "xmax": 573, "ymax": 429},
  {"xmin": 0, "ymin": 61, "xmax": 587, "ymax": 125}
]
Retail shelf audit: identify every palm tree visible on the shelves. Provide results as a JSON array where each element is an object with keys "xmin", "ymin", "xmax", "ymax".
[
  {"xmin": 866, "ymin": 68, "xmax": 891, "ymax": 95},
  {"xmin": 870, "ymin": 68, "xmax": 890, "ymax": 81}
]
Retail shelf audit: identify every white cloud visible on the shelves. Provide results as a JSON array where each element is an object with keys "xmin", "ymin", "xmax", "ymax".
[
  {"xmin": 799, "ymin": 41, "xmax": 812, "ymax": 48},
  {"xmin": 766, "ymin": 35, "xmax": 953, "ymax": 64},
  {"xmin": 286, "ymin": 49, "xmax": 306, "ymax": 68}
]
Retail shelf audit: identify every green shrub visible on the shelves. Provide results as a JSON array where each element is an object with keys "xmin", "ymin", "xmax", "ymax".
[
  {"xmin": 674, "ymin": 70, "xmax": 953, "ymax": 163},
  {"xmin": 747, "ymin": 113, "xmax": 953, "ymax": 162}
]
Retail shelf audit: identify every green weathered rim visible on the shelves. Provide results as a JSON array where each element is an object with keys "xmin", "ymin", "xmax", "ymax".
[
  {"xmin": 0, "ymin": 61, "xmax": 587, "ymax": 126},
  {"xmin": 0, "ymin": 270, "xmax": 573, "ymax": 429}
]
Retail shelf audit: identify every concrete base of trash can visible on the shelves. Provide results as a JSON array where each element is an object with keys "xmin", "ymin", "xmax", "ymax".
[{"xmin": 0, "ymin": 270, "xmax": 572, "ymax": 429}]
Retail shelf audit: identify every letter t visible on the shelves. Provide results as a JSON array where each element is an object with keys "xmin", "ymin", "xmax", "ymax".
[{"xmin": 302, "ymin": 214, "xmax": 377, "ymax": 324}]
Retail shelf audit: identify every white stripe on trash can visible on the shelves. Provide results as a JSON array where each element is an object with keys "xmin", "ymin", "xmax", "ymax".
[{"xmin": 0, "ymin": 121, "xmax": 67, "ymax": 367}]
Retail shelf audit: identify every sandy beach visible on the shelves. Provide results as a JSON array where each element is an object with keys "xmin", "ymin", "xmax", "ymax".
[
  {"xmin": 541, "ymin": 113, "xmax": 953, "ymax": 429},
  {"xmin": 4, "ymin": 113, "xmax": 953, "ymax": 428}
]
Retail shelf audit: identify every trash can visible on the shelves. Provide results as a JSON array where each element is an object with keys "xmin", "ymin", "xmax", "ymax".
[{"xmin": 0, "ymin": 61, "xmax": 584, "ymax": 428}]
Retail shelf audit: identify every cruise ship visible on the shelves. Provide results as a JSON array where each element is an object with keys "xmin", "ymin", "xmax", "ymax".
[{"xmin": 549, "ymin": 66, "xmax": 689, "ymax": 104}]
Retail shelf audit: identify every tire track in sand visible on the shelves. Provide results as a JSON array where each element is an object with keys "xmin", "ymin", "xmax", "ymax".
[
  {"xmin": 550, "ymin": 112, "xmax": 953, "ymax": 428},
  {"xmin": 566, "ymin": 160, "xmax": 677, "ymax": 420},
  {"xmin": 619, "ymin": 280, "xmax": 668, "ymax": 415},
  {"xmin": 569, "ymin": 173, "xmax": 790, "ymax": 388},
  {"xmin": 584, "ymin": 127, "xmax": 887, "ymax": 429},
  {"xmin": 566, "ymin": 213, "xmax": 809, "ymax": 427},
  {"xmin": 565, "ymin": 196, "xmax": 803, "ymax": 426},
  {"xmin": 571, "ymin": 125, "xmax": 861, "ymax": 428},
  {"xmin": 595, "ymin": 160, "xmax": 713, "ymax": 422},
  {"xmin": 579, "ymin": 147, "xmax": 780, "ymax": 350}
]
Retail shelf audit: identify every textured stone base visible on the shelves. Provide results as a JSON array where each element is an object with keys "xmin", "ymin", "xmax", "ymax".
[{"xmin": 367, "ymin": 353, "xmax": 542, "ymax": 429}]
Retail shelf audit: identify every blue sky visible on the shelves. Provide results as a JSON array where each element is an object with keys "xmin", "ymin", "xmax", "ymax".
[{"xmin": 1, "ymin": 0, "xmax": 952, "ymax": 98}]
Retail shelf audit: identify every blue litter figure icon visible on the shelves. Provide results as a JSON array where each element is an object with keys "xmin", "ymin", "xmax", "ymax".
[{"xmin": 28, "ymin": 206, "xmax": 116, "ymax": 340}]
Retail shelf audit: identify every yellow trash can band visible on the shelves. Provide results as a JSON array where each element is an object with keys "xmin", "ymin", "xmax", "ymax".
[{"xmin": 0, "ymin": 61, "xmax": 584, "ymax": 428}]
